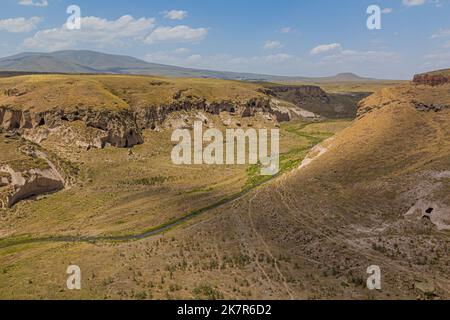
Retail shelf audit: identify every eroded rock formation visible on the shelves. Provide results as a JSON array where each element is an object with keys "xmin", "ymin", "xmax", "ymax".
[
  {"xmin": 0, "ymin": 107, "xmax": 143, "ymax": 148},
  {"xmin": 0, "ymin": 141, "xmax": 78, "ymax": 208},
  {"xmin": 262, "ymin": 84, "xmax": 368, "ymax": 119},
  {"xmin": 0, "ymin": 83, "xmax": 333, "ymax": 150},
  {"xmin": 132, "ymin": 96, "xmax": 289, "ymax": 131},
  {"xmin": 0, "ymin": 96, "xmax": 302, "ymax": 150},
  {"xmin": 413, "ymin": 74, "xmax": 450, "ymax": 86},
  {"xmin": 0, "ymin": 164, "xmax": 64, "ymax": 208}
]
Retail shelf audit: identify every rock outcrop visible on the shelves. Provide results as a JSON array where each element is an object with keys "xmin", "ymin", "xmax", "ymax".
[
  {"xmin": 265, "ymin": 85, "xmax": 330, "ymax": 104},
  {"xmin": 0, "ymin": 141, "xmax": 77, "ymax": 208},
  {"xmin": 262, "ymin": 84, "xmax": 368, "ymax": 119},
  {"xmin": 0, "ymin": 107, "xmax": 143, "ymax": 148},
  {"xmin": 0, "ymin": 76, "xmax": 341, "ymax": 150},
  {"xmin": 413, "ymin": 74, "xmax": 450, "ymax": 86},
  {"xmin": 412, "ymin": 101, "xmax": 449, "ymax": 112},
  {"xmin": 0, "ymin": 97, "xmax": 295, "ymax": 150},
  {"xmin": 132, "ymin": 96, "xmax": 296, "ymax": 131},
  {"xmin": 0, "ymin": 164, "xmax": 64, "ymax": 208}
]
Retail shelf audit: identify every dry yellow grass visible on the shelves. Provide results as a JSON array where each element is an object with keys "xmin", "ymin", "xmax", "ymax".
[
  {"xmin": 419, "ymin": 68, "xmax": 450, "ymax": 77},
  {"xmin": 0, "ymin": 137, "xmax": 49, "ymax": 172},
  {"xmin": 0, "ymin": 75, "xmax": 264, "ymax": 112},
  {"xmin": 0, "ymin": 79, "xmax": 448, "ymax": 300},
  {"xmin": 0, "ymin": 114, "xmax": 350, "ymax": 239},
  {"xmin": 0, "ymin": 118, "xmax": 353, "ymax": 300}
]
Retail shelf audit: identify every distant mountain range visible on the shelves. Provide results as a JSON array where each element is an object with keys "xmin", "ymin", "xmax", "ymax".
[{"xmin": 0, "ymin": 50, "xmax": 376, "ymax": 82}]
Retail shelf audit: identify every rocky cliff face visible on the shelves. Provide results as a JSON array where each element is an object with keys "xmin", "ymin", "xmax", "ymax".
[
  {"xmin": 262, "ymin": 84, "xmax": 368, "ymax": 119},
  {"xmin": 0, "ymin": 106, "xmax": 143, "ymax": 148},
  {"xmin": 0, "ymin": 75, "xmax": 337, "ymax": 150},
  {"xmin": 263, "ymin": 85, "xmax": 330, "ymax": 103},
  {"xmin": 132, "ymin": 95, "xmax": 296, "ymax": 130},
  {"xmin": 0, "ymin": 144, "xmax": 70, "ymax": 208},
  {"xmin": 0, "ymin": 96, "xmax": 298, "ymax": 149},
  {"xmin": 0, "ymin": 165, "xmax": 64, "ymax": 208},
  {"xmin": 413, "ymin": 74, "xmax": 450, "ymax": 86}
]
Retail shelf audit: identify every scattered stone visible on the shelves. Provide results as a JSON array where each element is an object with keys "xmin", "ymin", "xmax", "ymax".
[
  {"xmin": 414, "ymin": 281, "xmax": 435, "ymax": 295},
  {"xmin": 412, "ymin": 101, "xmax": 448, "ymax": 112}
]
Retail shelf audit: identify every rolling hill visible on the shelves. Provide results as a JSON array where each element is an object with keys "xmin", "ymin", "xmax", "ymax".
[{"xmin": 0, "ymin": 50, "xmax": 376, "ymax": 82}]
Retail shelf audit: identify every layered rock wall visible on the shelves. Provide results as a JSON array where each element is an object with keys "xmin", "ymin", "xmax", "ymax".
[
  {"xmin": 413, "ymin": 74, "xmax": 450, "ymax": 86},
  {"xmin": 0, "ymin": 94, "xmax": 303, "ymax": 149},
  {"xmin": 0, "ymin": 107, "xmax": 143, "ymax": 148}
]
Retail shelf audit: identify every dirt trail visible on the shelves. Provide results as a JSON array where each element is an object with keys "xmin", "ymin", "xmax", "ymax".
[{"xmin": 247, "ymin": 190, "xmax": 295, "ymax": 299}]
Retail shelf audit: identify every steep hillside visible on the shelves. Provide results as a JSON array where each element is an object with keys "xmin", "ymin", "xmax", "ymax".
[
  {"xmin": 121, "ymin": 79, "xmax": 448, "ymax": 299},
  {"xmin": 129, "ymin": 79, "xmax": 449, "ymax": 300},
  {"xmin": 358, "ymin": 76, "xmax": 450, "ymax": 117}
]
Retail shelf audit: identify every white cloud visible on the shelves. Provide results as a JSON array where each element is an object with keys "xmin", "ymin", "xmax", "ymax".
[
  {"xmin": 264, "ymin": 53, "xmax": 293, "ymax": 63},
  {"xmin": 18, "ymin": 0, "xmax": 48, "ymax": 7},
  {"xmin": 280, "ymin": 27, "xmax": 292, "ymax": 33},
  {"xmin": 319, "ymin": 49, "xmax": 398, "ymax": 64},
  {"xmin": 0, "ymin": 16, "xmax": 43, "ymax": 33},
  {"xmin": 143, "ymin": 51, "xmax": 184, "ymax": 65},
  {"xmin": 309, "ymin": 43, "xmax": 399, "ymax": 75},
  {"xmin": 144, "ymin": 25, "xmax": 208, "ymax": 44},
  {"xmin": 186, "ymin": 54, "xmax": 202, "ymax": 63},
  {"xmin": 382, "ymin": 8, "xmax": 393, "ymax": 13},
  {"xmin": 308, "ymin": 47, "xmax": 399, "ymax": 78},
  {"xmin": 402, "ymin": 0, "xmax": 426, "ymax": 6},
  {"xmin": 310, "ymin": 43, "xmax": 341, "ymax": 55},
  {"xmin": 23, "ymin": 15, "xmax": 155, "ymax": 50},
  {"xmin": 173, "ymin": 48, "xmax": 190, "ymax": 54},
  {"xmin": 143, "ymin": 46, "xmax": 405, "ymax": 78},
  {"xmin": 144, "ymin": 51, "xmax": 297, "ymax": 71},
  {"xmin": 431, "ymin": 28, "xmax": 450, "ymax": 38},
  {"xmin": 264, "ymin": 40, "xmax": 283, "ymax": 50},
  {"xmin": 431, "ymin": 28, "xmax": 450, "ymax": 48},
  {"xmin": 422, "ymin": 51, "xmax": 450, "ymax": 70},
  {"xmin": 164, "ymin": 10, "xmax": 188, "ymax": 20},
  {"xmin": 425, "ymin": 52, "xmax": 450, "ymax": 60}
]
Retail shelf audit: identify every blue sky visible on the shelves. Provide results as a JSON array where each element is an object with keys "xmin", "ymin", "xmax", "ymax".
[{"xmin": 0, "ymin": 0, "xmax": 449, "ymax": 79}]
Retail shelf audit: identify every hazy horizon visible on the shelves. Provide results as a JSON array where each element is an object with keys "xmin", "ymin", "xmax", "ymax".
[{"xmin": 0, "ymin": 49, "xmax": 397, "ymax": 80}]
